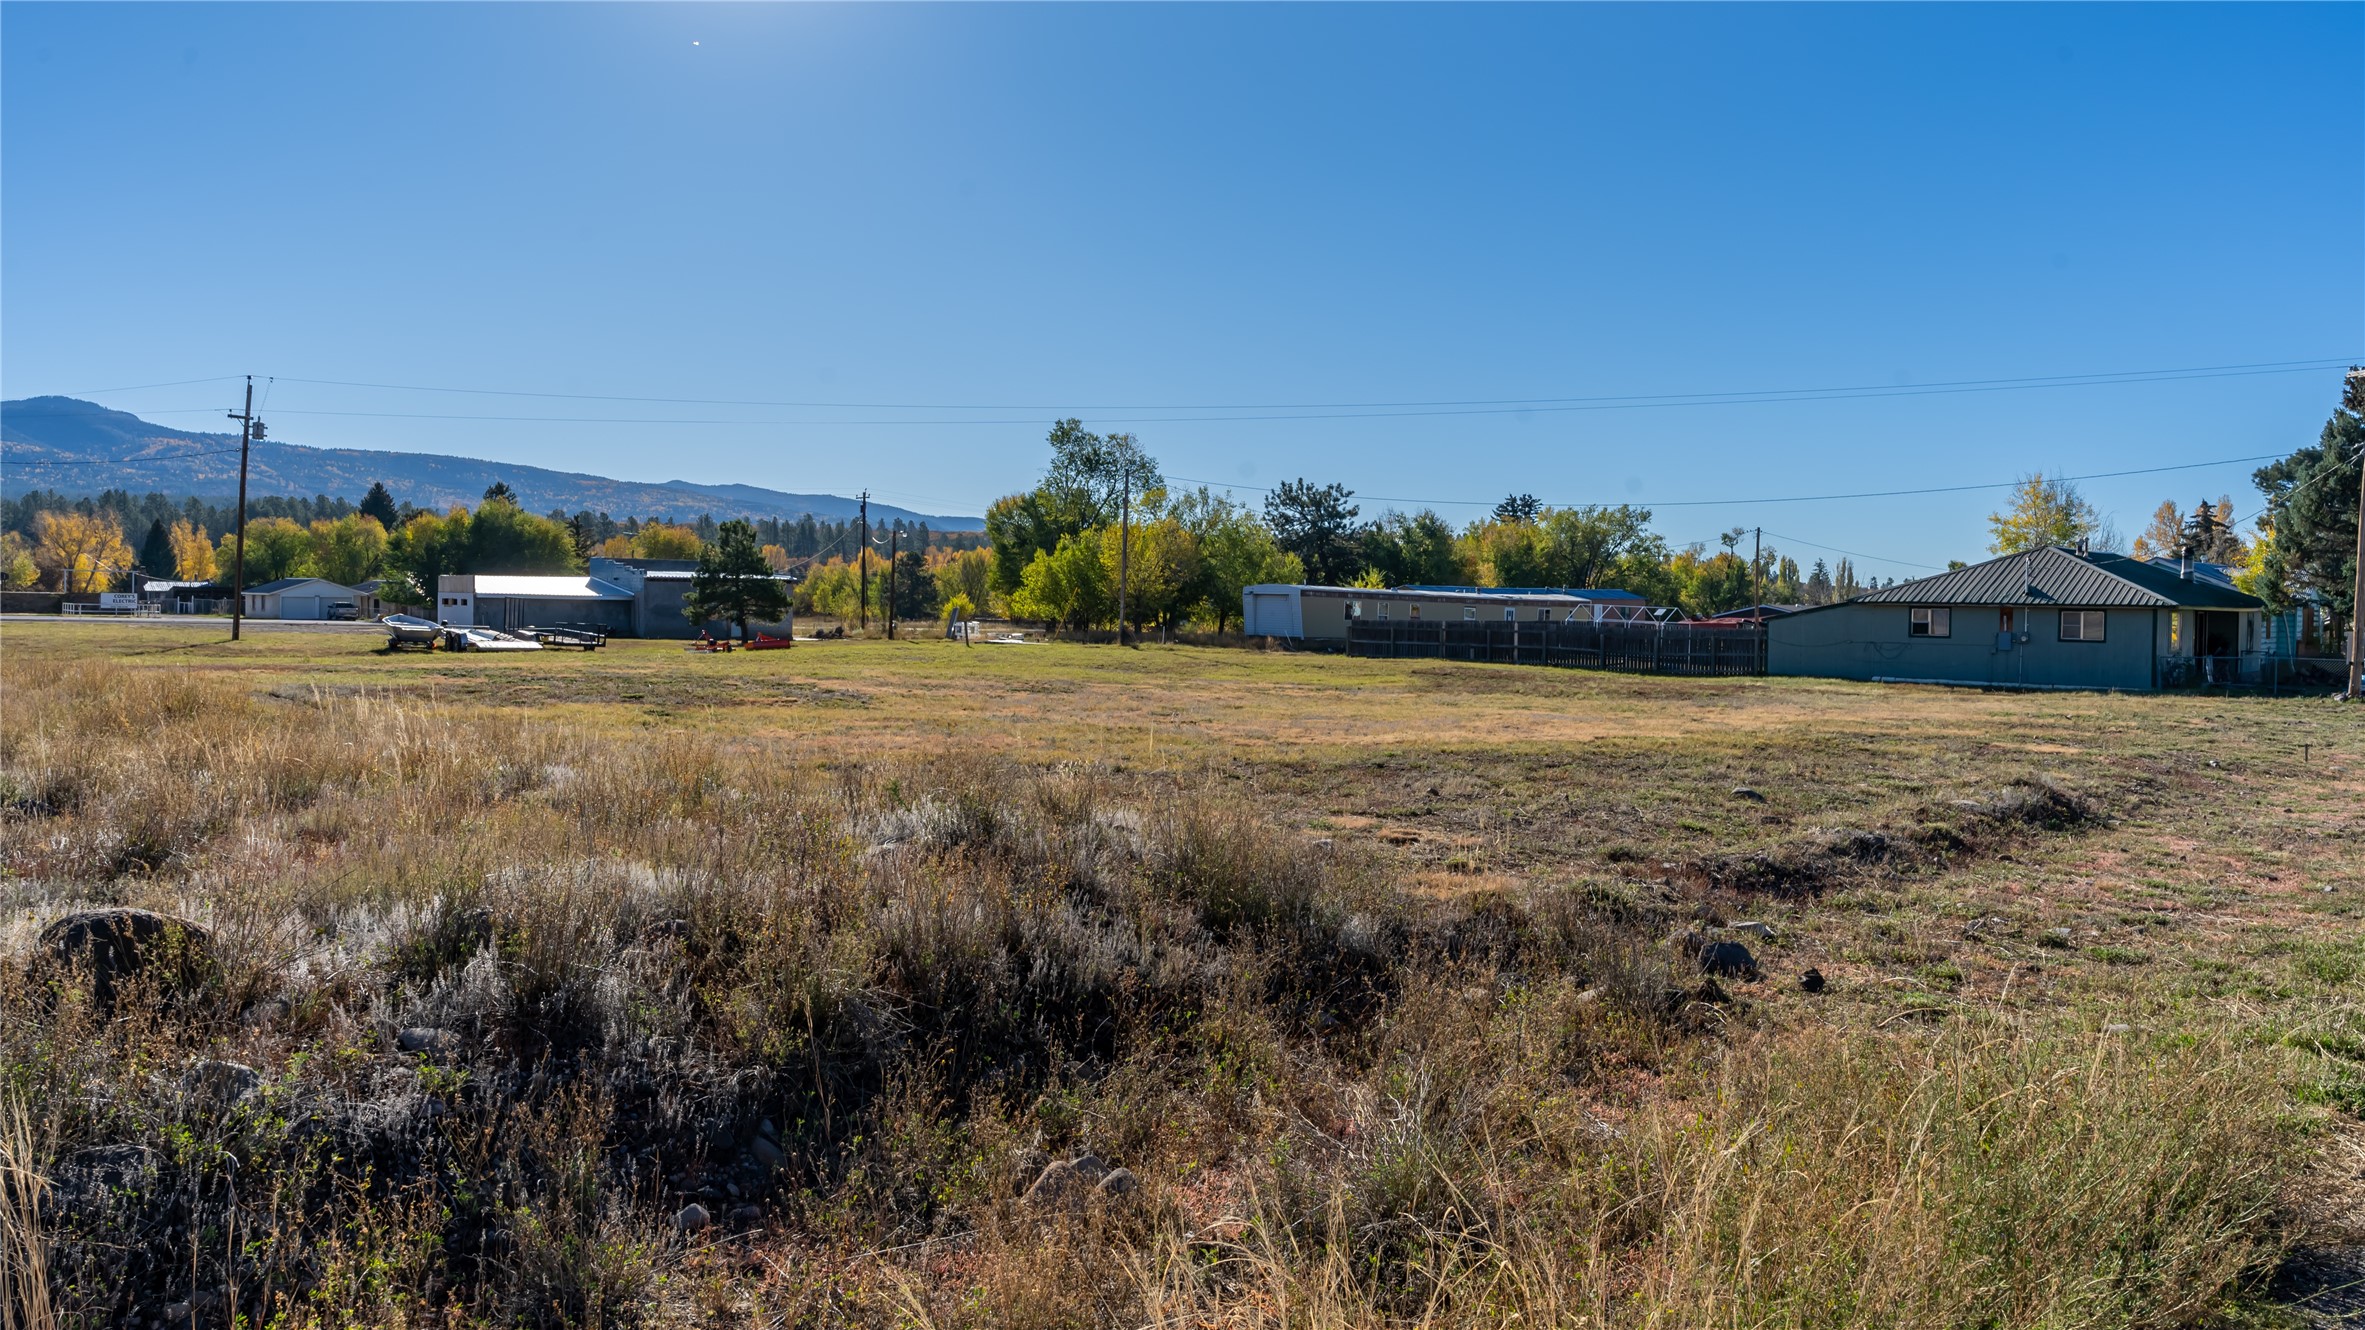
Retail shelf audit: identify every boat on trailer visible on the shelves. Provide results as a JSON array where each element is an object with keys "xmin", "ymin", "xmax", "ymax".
[
  {"xmin": 380, "ymin": 614, "xmax": 443, "ymax": 650},
  {"xmin": 442, "ymin": 626, "xmax": 544, "ymax": 652}
]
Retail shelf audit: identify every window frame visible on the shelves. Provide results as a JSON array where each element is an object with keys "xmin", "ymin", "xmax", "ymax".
[
  {"xmin": 1464, "ymin": 606, "xmax": 1478, "ymax": 621},
  {"xmin": 1908, "ymin": 606, "xmax": 1952, "ymax": 638},
  {"xmin": 2058, "ymin": 609, "xmax": 2107, "ymax": 643}
]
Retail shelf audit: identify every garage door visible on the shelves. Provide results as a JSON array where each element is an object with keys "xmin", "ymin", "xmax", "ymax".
[{"xmin": 282, "ymin": 595, "xmax": 325, "ymax": 620}]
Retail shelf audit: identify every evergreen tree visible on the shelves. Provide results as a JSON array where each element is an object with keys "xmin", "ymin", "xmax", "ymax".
[
  {"xmin": 482, "ymin": 480, "xmax": 517, "ymax": 504},
  {"xmin": 685, "ymin": 519, "xmax": 789, "ymax": 638},
  {"xmin": 138, "ymin": 518, "xmax": 174, "ymax": 579},
  {"xmin": 359, "ymin": 482, "xmax": 400, "ymax": 529}
]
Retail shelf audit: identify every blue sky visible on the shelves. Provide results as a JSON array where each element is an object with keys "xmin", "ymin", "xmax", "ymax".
[{"xmin": 5, "ymin": 3, "xmax": 2358, "ymax": 572}]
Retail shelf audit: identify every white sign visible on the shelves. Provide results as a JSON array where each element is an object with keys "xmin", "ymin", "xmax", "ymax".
[{"xmin": 99, "ymin": 592, "xmax": 138, "ymax": 610}]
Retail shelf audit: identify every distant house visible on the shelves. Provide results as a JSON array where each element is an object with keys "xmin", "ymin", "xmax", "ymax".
[
  {"xmin": 435, "ymin": 573, "xmax": 637, "ymax": 637},
  {"xmin": 1701, "ymin": 604, "xmax": 1806, "ymax": 623},
  {"xmin": 589, "ymin": 557, "xmax": 794, "ymax": 639},
  {"xmin": 434, "ymin": 559, "xmax": 794, "ymax": 639},
  {"xmin": 1767, "ymin": 546, "xmax": 2265, "ymax": 691},
  {"xmin": 351, "ymin": 578, "xmax": 408, "ymax": 620},
  {"xmin": 141, "ymin": 579, "xmax": 234, "ymax": 615},
  {"xmin": 1243, "ymin": 584, "xmax": 1665, "ymax": 641},
  {"xmin": 241, "ymin": 577, "xmax": 358, "ymax": 621}
]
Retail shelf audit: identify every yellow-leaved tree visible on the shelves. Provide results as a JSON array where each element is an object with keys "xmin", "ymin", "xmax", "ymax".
[
  {"xmin": 169, "ymin": 521, "xmax": 217, "ymax": 581},
  {"xmin": 0, "ymin": 532, "xmax": 40, "ymax": 589},
  {"xmin": 34, "ymin": 511, "xmax": 135, "ymax": 592},
  {"xmin": 1986, "ymin": 474, "xmax": 2116, "ymax": 554}
]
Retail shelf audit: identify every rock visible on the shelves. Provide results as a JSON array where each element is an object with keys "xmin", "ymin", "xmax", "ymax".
[
  {"xmin": 2, "ymin": 796, "xmax": 58, "ymax": 820},
  {"xmin": 162, "ymin": 1304, "xmax": 192, "ymax": 1325},
  {"xmin": 395, "ymin": 1027, "xmax": 461, "ymax": 1057},
  {"xmin": 673, "ymin": 1202, "xmax": 711, "ymax": 1233},
  {"xmin": 1696, "ymin": 940, "xmax": 1758, "ymax": 979},
  {"xmin": 2040, "ymin": 927, "xmax": 2074, "ymax": 949},
  {"xmin": 729, "ymin": 1204, "xmax": 763, "ymax": 1226},
  {"xmin": 180, "ymin": 1059, "xmax": 262, "ymax": 1109},
  {"xmin": 1023, "ymin": 1159, "xmax": 1090, "ymax": 1209},
  {"xmin": 47, "ymin": 1144, "xmax": 159, "ymax": 1223},
  {"xmin": 1069, "ymin": 1153, "xmax": 1111, "ymax": 1185},
  {"xmin": 1573, "ymin": 987, "xmax": 1604, "ymax": 1006},
  {"xmin": 1097, "ymin": 1167, "xmax": 1138, "ymax": 1197},
  {"xmin": 758, "ymin": 1117, "xmax": 779, "ymax": 1141},
  {"xmin": 1671, "ymin": 929, "xmax": 1709, "ymax": 959},
  {"xmin": 1731, "ymin": 786, "xmax": 1766, "ymax": 803},
  {"xmin": 2103, "ymin": 1023, "xmax": 2132, "ymax": 1035},
  {"xmin": 1690, "ymin": 977, "xmax": 1732, "ymax": 1005},
  {"xmin": 750, "ymin": 1135, "xmax": 785, "ymax": 1170},
  {"xmin": 1311, "ymin": 838, "xmax": 1335, "ymax": 850},
  {"xmin": 39, "ymin": 908, "xmax": 214, "ymax": 1010},
  {"xmin": 1730, "ymin": 921, "xmax": 1776, "ymax": 941},
  {"xmin": 1010, "ymin": 1147, "xmax": 1051, "ymax": 1192},
  {"xmin": 1798, "ymin": 967, "xmax": 1827, "ymax": 994}
]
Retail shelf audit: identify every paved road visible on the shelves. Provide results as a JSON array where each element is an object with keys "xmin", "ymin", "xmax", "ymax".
[{"xmin": 0, "ymin": 614, "xmax": 381, "ymax": 634}]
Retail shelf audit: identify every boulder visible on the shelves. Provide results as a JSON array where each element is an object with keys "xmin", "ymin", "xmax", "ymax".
[
  {"xmin": 1097, "ymin": 1168, "xmax": 1138, "ymax": 1198},
  {"xmin": 750, "ymin": 1135, "xmax": 785, "ymax": 1170},
  {"xmin": 1731, "ymin": 787, "xmax": 1766, "ymax": 803},
  {"xmin": 1010, "ymin": 1147, "xmax": 1051, "ymax": 1193},
  {"xmin": 38, "ymin": 908, "xmax": 214, "ymax": 1010},
  {"xmin": 1798, "ymin": 967, "xmax": 1827, "ymax": 994},
  {"xmin": 1022, "ymin": 1159, "xmax": 1090, "ymax": 1209},
  {"xmin": 1696, "ymin": 940, "xmax": 1758, "ymax": 979},
  {"xmin": 674, "ymin": 1202, "xmax": 711, "ymax": 1233},
  {"xmin": 395, "ymin": 1027, "xmax": 461, "ymax": 1058},
  {"xmin": 1730, "ymin": 921, "xmax": 1776, "ymax": 941},
  {"xmin": 180, "ymin": 1060, "xmax": 262, "ymax": 1110}
]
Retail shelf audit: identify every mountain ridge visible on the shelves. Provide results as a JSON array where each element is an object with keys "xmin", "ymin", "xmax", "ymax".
[{"xmin": 0, "ymin": 396, "xmax": 980, "ymax": 528}]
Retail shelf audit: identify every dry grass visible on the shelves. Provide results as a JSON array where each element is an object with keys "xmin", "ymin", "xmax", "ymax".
[{"xmin": 1, "ymin": 621, "xmax": 2360, "ymax": 1327}]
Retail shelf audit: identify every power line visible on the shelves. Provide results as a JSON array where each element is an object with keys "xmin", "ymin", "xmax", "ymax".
[
  {"xmin": 48, "ymin": 375, "xmax": 242, "ymax": 397},
  {"xmin": 146, "ymin": 362, "xmax": 2343, "ymax": 429},
  {"xmin": 264, "ymin": 356, "xmax": 2355, "ymax": 414},
  {"xmin": 1759, "ymin": 528, "xmax": 1944, "ymax": 573},
  {"xmin": 1165, "ymin": 453, "xmax": 2286, "ymax": 512},
  {"xmin": 1, "ymin": 444, "xmax": 246, "ymax": 468}
]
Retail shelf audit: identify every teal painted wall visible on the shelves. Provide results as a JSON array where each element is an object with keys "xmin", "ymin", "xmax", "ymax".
[{"xmin": 1768, "ymin": 604, "xmax": 2161, "ymax": 690}]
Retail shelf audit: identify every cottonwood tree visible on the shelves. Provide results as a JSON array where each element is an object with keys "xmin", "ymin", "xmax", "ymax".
[
  {"xmin": 685, "ymin": 519, "xmax": 790, "ymax": 637},
  {"xmin": 35, "ymin": 511, "xmax": 135, "ymax": 592},
  {"xmin": 170, "ymin": 521, "xmax": 216, "ymax": 581},
  {"xmin": 1263, "ymin": 479, "xmax": 1361, "ymax": 585},
  {"xmin": 1360, "ymin": 510, "xmax": 1467, "ymax": 587},
  {"xmin": 1986, "ymin": 474, "xmax": 2117, "ymax": 554}
]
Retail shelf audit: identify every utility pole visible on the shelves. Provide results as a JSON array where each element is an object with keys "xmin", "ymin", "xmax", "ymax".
[
  {"xmin": 856, "ymin": 492, "xmax": 869, "ymax": 632},
  {"xmin": 1116, "ymin": 461, "xmax": 1132, "ymax": 647},
  {"xmin": 885, "ymin": 522, "xmax": 899, "ymax": 640},
  {"xmin": 226, "ymin": 377, "xmax": 264, "ymax": 642},
  {"xmin": 2345, "ymin": 367, "xmax": 2365, "ymax": 699},
  {"xmin": 1751, "ymin": 526, "xmax": 1763, "ymax": 618}
]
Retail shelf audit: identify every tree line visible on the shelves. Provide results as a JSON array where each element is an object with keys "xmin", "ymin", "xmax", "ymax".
[{"xmin": 0, "ymin": 478, "xmax": 984, "ymax": 599}]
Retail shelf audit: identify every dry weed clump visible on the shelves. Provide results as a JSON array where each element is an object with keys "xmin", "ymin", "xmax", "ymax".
[{"xmin": 0, "ymin": 657, "xmax": 2308, "ymax": 1327}]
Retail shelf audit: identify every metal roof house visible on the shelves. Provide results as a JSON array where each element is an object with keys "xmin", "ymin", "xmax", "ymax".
[
  {"xmin": 436, "ymin": 573, "xmax": 637, "ymax": 637},
  {"xmin": 1766, "ymin": 546, "xmax": 2265, "ymax": 691},
  {"xmin": 240, "ymin": 577, "xmax": 359, "ymax": 621},
  {"xmin": 1244, "ymin": 584, "xmax": 1666, "ymax": 641}
]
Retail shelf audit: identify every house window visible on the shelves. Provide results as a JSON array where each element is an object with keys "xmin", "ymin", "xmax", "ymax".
[
  {"xmin": 1408, "ymin": 606, "xmax": 1420, "ymax": 621},
  {"xmin": 1376, "ymin": 603, "xmax": 1388, "ymax": 621},
  {"xmin": 2060, "ymin": 610, "xmax": 2106, "ymax": 642},
  {"xmin": 1464, "ymin": 607, "xmax": 1477, "ymax": 621},
  {"xmin": 2168, "ymin": 612, "xmax": 2182, "ymax": 653},
  {"xmin": 1909, "ymin": 607, "xmax": 1951, "ymax": 638},
  {"xmin": 1503, "ymin": 608, "xmax": 1516, "ymax": 622},
  {"xmin": 1347, "ymin": 600, "xmax": 1360, "ymax": 619}
]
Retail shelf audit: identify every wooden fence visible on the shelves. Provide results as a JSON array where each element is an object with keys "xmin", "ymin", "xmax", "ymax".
[{"xmin": 1346, "ymin": 619, "xmax": 1766, "ymax": 677}]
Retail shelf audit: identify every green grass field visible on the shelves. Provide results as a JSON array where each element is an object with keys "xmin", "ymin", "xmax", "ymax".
[{"xmin": 3, "ymin": 617, "xmax": 2362, "ymax": 1327}]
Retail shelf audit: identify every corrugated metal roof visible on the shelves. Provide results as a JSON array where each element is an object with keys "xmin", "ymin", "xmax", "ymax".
[
  {"xmin": 1846, "ymin": 547, "xmax": 2262, "ymax": 609},
  {"xmin": 471, "ymin": 576, "xmax": 634, "ymax": 600}
]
